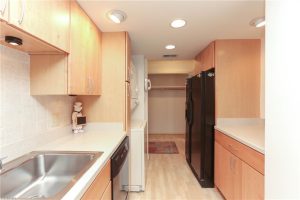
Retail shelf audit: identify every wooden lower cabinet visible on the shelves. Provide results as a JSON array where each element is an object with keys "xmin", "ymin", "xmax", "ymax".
[
  {"xmin": 215, "ymin": 142, "xmax": 242, "ymax": 200},
  {"xmin": 101, "ymin": 181, "xmax": 112, "ymax": 200},
  {"xmin": 242, "ymin": 162, "xmax": 264, "ymax": 200},
  {"xmin": 81, "ymin": 160, "xmax": 111, "ymax": 200},
  {"xmin": 215, "ymin": 131, "xmax": 264, "ymax": 200}
]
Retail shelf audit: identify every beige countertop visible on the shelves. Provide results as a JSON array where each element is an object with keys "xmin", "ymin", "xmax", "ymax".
[
  {"xmin": 215, "ymin": 118, "xmax": 265, "ymax": 154},
  {"xmin": 35, "ymin": 125, "xmax": 126, "ymax": 200}
]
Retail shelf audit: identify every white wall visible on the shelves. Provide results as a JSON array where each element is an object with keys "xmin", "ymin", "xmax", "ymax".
[
  {"xmin": 148, "ymin": 74, "xmax": 187, "ymax": 134},
  {"xmin": 0, "ymin": 45, "xmax": 75, "ymax": 160},
  {"xmin": 265, "ymin": 1, "xmax": 300, "ymax": 199},
  {"xmin": 148, "ymin": 60, "xmax": 195, "ymax": 75}
]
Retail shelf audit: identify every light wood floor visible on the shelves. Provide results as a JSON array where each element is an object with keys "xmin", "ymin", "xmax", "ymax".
[{"xmin": 128, "ymin": 134, "xmax": 223, "ymax": 200}]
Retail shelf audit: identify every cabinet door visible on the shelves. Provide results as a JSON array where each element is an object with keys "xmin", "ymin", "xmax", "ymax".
[
  {"xmin": 86, "ymin": 20, "xmax": 101, "ymax": 95},
  {"xmin": 82, "ymin": 161, "xmax": 111, "ymax": 200},
  {"xmin": 215, "ymin": 142, "xmax": 242, "ymax": 200},
  {"xmin": 194, "ymin": 42, "xmax": 215, "ymax": 74},
  {"xmin": 242, "ymin": 162, "xmax": 264, "ymax": 200},
  {"xmin": 9, "ymin": 0, "xmax": 70, "ymax": 52},
  {"xmin": 201, "ymin": 42, "xmax": 215, "ymax": 71},
  {"xmin": 0, "ymin": 0, "xmax": 9, "ymax": 21},
  {"xmin": 68, "ymin": 1, "xmax": 101, "ymax": 95}
]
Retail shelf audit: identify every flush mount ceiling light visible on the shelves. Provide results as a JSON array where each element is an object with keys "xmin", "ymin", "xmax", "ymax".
[
  {"xmin": 5, "ymin": 36, "xmax": 23, "ymax": 46},
  {"xmin": 170, "ymin": 19, "xmax": 186, "ymax": 28},
  {"xmin": 165, "ymin": 44, "xmax": 176, "ymax": 50},
  {"xmin": 107, "ymin": 10, "xmax": 127, "ymax": 24},
  {"xmin": 250, "ymin": 17, "xmax": 265, "ymax": 28}
]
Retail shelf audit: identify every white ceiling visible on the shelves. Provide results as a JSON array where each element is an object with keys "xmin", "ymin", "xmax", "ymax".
[{"xmin": 78, "ymin": 0, "xmax": 265, "ymax": 60}]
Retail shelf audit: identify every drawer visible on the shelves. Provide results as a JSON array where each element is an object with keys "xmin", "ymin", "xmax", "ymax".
[
  {"xmin": 81, "ymin": 160, "xmax": 111, "ymax": 200},
  {"xmin": 215, "ymin": 130, "xmax": 264, "ymax": 175}
]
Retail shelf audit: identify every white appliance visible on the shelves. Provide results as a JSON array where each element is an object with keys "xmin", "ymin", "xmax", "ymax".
[
  {"xmin": 130, "ymin": 62, "xmax": 139, "ymax": 111},
  {"xmin": 129, "ymin": 121, "xmax": 148, "ymax": 191},
  {"xmin": 144, "ymin": 78, "xmax": 151, "ymax": 91}
]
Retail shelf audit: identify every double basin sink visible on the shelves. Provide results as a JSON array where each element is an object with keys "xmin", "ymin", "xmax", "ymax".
[{"xmin": 0, "ymin": 151, "xmax": 102, "ymax": 199}]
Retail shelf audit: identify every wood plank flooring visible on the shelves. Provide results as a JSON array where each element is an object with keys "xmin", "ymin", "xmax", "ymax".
[{"xmin": 129, "ymin": 134, "xmax": 223, "ymax": 200}]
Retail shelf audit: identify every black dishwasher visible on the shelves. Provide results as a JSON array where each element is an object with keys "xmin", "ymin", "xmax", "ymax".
[{"xmin": 111, "ymin": 136, "xmax": 129, "ymax": 200}]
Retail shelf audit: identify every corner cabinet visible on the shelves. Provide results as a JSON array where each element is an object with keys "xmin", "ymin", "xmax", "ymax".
[
  {"xmin": 214, "ymin": 130, "xmax": 264, "ymax": 200},
  {"xmin": 194, "ymin": 42, "xmax": 215, "ymax": 73},
  {"xmin": 8, "ymin": 0, "xmax": 70, "ymax": 52},
  {"xmin": 82, "ymin": 160, "xmax": 111, "ymax": 200},
  {"xmin": 30, "ymin": 1, "xmax": 101, "ymax": 96}
]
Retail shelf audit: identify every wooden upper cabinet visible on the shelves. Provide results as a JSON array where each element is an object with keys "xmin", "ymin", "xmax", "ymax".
[
  {"xmin": 194, "ymin": 42, "xmax": 215, "ymax": 74},
  {"xmin": 215, "ymin": 142, "xmax": 242, "ymax": 200},
  {"xmin": 8, "ymin": 0, "xmax": 70, "ymax": 52},
  {"xmin": 0, "ymin": 0, "xmax": 9, "ymax": 21},
  {"xmin": 30, "ymin": 1, "xmax": 101, "ymax": 96},
  {"xmin": 68, "ymin": 0, "xmax": 101, "ymax": 95},
  {"xmin": 215, "ymin": 40, "xmax": 261, "ymax": 118}
]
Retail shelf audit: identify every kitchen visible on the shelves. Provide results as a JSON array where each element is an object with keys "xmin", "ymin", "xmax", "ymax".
[{"xmin": 1, "ymin": 0, "xmax": 300, "ymax": 200}]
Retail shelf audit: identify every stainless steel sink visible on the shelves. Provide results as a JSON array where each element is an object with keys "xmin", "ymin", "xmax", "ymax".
[{"xmin": 0, "ymin": 151, "xmax": 102, "ymax": 199}]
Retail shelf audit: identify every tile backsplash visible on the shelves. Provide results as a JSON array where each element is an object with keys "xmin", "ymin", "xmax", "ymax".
[{"xmin": 0, "ymin": 45, "xmax": 75, "ymax": 159}]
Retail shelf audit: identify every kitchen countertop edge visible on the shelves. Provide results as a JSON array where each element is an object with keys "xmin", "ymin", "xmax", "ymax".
[{"xmin": 214, "ymin": 124, "xmax": 265, "ymax": 154}]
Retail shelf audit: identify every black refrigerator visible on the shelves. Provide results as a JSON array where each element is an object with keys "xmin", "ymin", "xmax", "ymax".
[{"xmin": 185, "ymin": 68, "xmax": 215, "ymax": 188}]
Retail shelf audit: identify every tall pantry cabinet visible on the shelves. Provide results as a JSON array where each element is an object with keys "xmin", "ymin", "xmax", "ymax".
[{"xmin": 78, "ymin": 32, "xmax": 131, "ymax": 133}]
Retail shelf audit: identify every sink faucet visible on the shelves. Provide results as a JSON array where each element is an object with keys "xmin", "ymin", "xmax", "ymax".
[{"xmin": 0, "ymin": 156, "xmax": 8, "ymax": 170}]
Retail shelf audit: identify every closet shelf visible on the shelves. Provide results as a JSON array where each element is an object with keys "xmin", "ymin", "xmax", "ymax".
[{"xmin": 151, "ymin": 86, "xmax": 186, "ymax": 90}]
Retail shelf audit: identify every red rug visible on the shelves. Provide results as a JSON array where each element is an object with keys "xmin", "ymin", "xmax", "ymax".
[{"xmin": 149, "ymin": 141, "xmax": 179, "ymax": 154}]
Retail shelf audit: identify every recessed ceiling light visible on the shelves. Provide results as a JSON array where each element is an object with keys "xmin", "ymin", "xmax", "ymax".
[
  {"xmin": 107, "ymin": 10, "xmax": 127, "ymax": 24},
  {"xmin": 171, "ymin": 19, "xmax": 186, "ymax": 28},
  {"xmin": 250, "ymin": 17, "xmax": 265, "ymax": 28},
  {"xmin": 165, "ymin": 44, "xmax": 176, "ymax": 50},
  {"xmin": 5, "ymin": 36, "xmax": 23, "ymax": 46}
]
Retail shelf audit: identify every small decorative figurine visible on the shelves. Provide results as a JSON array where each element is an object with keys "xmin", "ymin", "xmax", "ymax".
[{"xmin": 72, "ymin": 102, "xmax": 86, "ymax": 133}]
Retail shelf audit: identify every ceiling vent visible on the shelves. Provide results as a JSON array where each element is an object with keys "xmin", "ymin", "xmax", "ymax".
[{"xmin": 163, "ymin": 54, "xmax": 177, "ymax": 58}]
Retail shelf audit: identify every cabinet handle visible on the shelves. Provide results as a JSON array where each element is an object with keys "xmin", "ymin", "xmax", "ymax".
[
  {"xmin": 127, "ymin": 82, "xmax": 131, "ymax": 97},
  {"xmin": 230, "ymin": 157, "xmax": 236, "ymax": 172},
  {"xmin": 18, "ymin": 0, "xmax": 26, "ymax": 25},
  {"xmin": 88, "ymin": 76, "xmax": 92, "ymax": 94},
  {"xmin": 147, "ymin": 79, "xmax": 152, "ymax": 90},
  {"xmin": 0, "ymin": 0, "xmax": 7, "ymax": 16}
]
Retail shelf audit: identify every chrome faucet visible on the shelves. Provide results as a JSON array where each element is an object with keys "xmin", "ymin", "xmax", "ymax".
[{"xmin": 0, "ymin": 156, "xmax": 8, "ymax": 170}]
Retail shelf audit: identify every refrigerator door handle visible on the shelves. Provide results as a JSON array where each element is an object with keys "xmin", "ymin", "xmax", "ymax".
[{"xmin": 189, "ymin": 100, "xmax": 193, "ymax": 125}]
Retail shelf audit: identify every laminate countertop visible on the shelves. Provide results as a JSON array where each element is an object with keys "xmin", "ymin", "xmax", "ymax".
[
  {"xmin": 215, "ymin": 118, "xmax": 265, "ymax": 154},
  {"xmin": 35, "ymin": 125, "xmax": 127, "ymax": 200}
]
